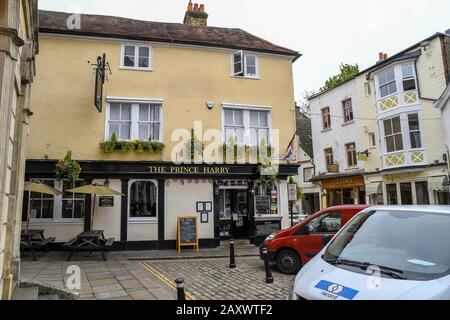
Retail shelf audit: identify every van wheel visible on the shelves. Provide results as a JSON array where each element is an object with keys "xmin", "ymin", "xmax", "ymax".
[{"xmin": 276, "ymin": 250, "xmax": 301, "ymax": 275}]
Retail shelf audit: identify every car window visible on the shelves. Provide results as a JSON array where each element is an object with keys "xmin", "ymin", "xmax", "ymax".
[{"xmin": 307, "ymin": 211, "xmax": 342, "ymax": 234}]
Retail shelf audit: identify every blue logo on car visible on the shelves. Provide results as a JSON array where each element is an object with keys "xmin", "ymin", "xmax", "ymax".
[{"xmin": 315, "ymin": 280, "xmax": 359, "ymax": 300}]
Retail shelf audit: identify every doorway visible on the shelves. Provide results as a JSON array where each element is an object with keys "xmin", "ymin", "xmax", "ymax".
[{"xmin": 217, "ymin": 189, "xmax": 251, "ymax": 239}]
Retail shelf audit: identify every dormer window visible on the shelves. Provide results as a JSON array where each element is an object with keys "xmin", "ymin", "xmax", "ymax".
[
  {"xmin": 232, "ymin": 50, "xmax": 259, "ymax": 78},
  {"xmin": 378, "ymin": 67, "xmax": 397, "ymax": 98},
  {"xmin": 121, "ymin": 44, "xmax": 152, "ymax": 70},
  {"xmin": 401, "ymin": 64, "xmax": 416, "ymax": 91}
]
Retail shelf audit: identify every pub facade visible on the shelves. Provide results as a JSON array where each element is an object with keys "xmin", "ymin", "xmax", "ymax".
[{"xmin": 24, "ymin": 6, "xmax": 300, "ymax": 249}]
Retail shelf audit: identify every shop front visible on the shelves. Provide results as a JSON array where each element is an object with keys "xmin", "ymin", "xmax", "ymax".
[
  {"xmin": 311, "ymin": 173, "xmax": 366, "ymax": 209},
  {"xmin": 23, "ymin": 160, "xmax": 298, "ymax": 249},
  {"xmin": 364, "ymin": 165, "xmax": 450, "ymax": 205}
]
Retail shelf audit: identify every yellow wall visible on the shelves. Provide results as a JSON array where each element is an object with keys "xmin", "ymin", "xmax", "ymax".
[{"xmin": 28, "ymin": 35, "xmax": 296, "ymax": 162}]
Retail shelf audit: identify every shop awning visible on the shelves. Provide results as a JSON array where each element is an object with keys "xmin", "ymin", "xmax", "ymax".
[
  {"xmin": 365, "ymin": 182, "xmax": 382, "ymax": 195},
  {"xmin": 427, "ymin": 176, "xmax": 449, "ymax": 192}
]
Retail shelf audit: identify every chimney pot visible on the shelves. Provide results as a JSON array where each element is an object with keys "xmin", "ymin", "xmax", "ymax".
[
  {"xmin": 383, "ymin": 53, "xmax": 388, "ymax": 60},
  {"xmin": 194, "ymin": 3, "xmax": 199, "ymax": 11},
  {"xmin": 187, "ymin": 1, "xmax": 193, "ymax": 11},
  {"xmin": 379, "ymin": 52, "xmax": 384, "ymax": 61},
  {"xmin": 199, "ymin": 4, "xmax": 205, "ymax": 12}
]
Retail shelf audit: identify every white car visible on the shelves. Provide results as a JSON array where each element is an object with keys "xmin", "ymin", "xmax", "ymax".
[{"xmin": 289, "ymin": 206, "xmax": 450, "ymax": 300}]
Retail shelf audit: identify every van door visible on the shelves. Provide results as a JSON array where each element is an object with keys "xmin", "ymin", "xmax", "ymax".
[{"xmin": 297, "ymin": 210, "xmax": 343, "ymax": 262}]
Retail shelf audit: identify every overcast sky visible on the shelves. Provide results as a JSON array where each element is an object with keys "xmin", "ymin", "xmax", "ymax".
[{"xmin": 39, "ymin": 0, "xmax": 450, "ymax": 101}]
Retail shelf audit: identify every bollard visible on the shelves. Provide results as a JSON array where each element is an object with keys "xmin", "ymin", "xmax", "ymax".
[
  {"xmin": 229, "ymin": 238, "xmax": 236, "ymax": 268},
  {"xmin": 175, "ymin": 278, "xmax": 186, "ymax": 300},
  {"xmin": 262, "ymin": 247, "xmax": 274, "ymax": 284}
]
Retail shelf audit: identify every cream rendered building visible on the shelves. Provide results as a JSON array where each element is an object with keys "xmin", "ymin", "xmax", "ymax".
[
  {"xmin": 0, "ymin": 0, "xmax": 38, "ymax": 299},
  {"xmin": 25, "ymin": 5, "xmax": 300, "ymax": 250}
]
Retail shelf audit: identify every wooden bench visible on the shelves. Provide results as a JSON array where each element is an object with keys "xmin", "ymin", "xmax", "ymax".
[
  {"xmin": 21, "ymin": 230, "xmax": 55, "ymax": 261},
  {"xmin": 63, "ymin": 230, "xmax": 114, "ymax": 261}
]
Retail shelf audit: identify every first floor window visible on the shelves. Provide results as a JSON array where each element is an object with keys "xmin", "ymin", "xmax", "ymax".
[
  {"xmin": 224, "ymin": 109, "xmax": 244, "ymax": 144},
  {"xmin": 342, "ymin": 99, "xmax": 353, "ymax": 123},
  {"xmin": 303, "ymin": 167, "xmax": 315, "ymax": 182},
  {"xmin": 249, "ymin": 110, "xmax": 269, "ymax": 145},
  {"xmin": 122, "ymin": 44, "xmax": 151, "ymax": 70},
  {"xmin": 108, "ymin": 102, "xmax": 162, "ymax": 142},
  {"xmin": 324, "ymin": 148, "xmax": 333, "ymax": 165},
  {"xmin": 129, "ymin": 181, "xmax": 157, "ymax": 219},
  {"xmin": 384, "ymin": 116, "xmax": 403, "ymax": 152},
  {"xmin": 346, "ymin": 142, "xmax": 357, "ymax": 167},
  {"xmin": 322, "ymin": 107, "xmax": 331, "ymax": 129},
  {"xmin": 223, "ymin": 108, "xmax": 271, "ymax": 146},
  {"xmin": 408, "ymin": 113, "xmax": 422, "ymax": 149},
  {"xmin": 29, "ymin": 179, "xmax": 55, "ymax": 219}
]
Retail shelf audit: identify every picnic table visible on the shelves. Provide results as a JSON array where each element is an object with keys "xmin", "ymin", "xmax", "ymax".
[
  {"xmin": 63, "ymin": 230, "xmax": 114, "ymax": 261},
  {"xmin": 21, "ymin": 229, "xmax": 55, "ymax": 261}
]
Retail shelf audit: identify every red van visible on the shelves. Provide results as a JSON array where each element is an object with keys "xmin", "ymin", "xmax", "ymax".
[{"xmin": 260, "ymin": 205, "xmax": 370, "ymax": 274}]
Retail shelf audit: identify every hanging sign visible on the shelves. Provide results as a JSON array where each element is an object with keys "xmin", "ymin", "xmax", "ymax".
[{"xmin": 288, "ymin": 184, "xmax": 298, "ymax": 201}]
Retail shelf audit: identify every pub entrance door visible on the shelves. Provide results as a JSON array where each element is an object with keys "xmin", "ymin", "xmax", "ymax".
[{"xmin": 217, "ymin": 188, "xmax": 251, "ymax": 239}]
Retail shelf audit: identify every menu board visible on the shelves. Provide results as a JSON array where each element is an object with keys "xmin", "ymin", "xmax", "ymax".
[
  {"xmin": 255, "ymin": 196, "xmax": 271, "ymax": 215},
  {"xmin": 177, "ymin": 216, "xmax": 199, "ymax": 253}
]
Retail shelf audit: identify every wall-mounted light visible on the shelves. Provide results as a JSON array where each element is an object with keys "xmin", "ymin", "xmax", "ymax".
[
  {"xmin": 104, "ymin": 179, "xmax": 110, "ymax": 188},
  {"xmin": 206, "ymin": 101, "xmax": 214, "ymax": 110}
]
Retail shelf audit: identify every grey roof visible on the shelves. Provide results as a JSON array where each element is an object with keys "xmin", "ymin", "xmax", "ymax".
[{"xmin": 295, "ymin": 108, "xmax": 313, "ymax": 158}]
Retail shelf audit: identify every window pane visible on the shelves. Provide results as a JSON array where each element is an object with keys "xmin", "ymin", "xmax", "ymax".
[
  {"xmin": 392, "ymin": 117, "xmax": 401, "ymax": 133},
  {"xmin": 415, "ymin": 181, "xmax": 430, "ymax": 205},
  {"xmin": 110, "ymin": 103, "xmax": 120, "ymax": 120},
  {"xmin": 124, "ymin": 56, "xmax": 135, "ymax": 67},
  {"xmin": 408, "ymin": 114, "xmax": 419, "ymax": 130},
  {"xmin": 259, "ymin": 128, "xmax": 269, "ymax": 144},
  {"xmin": 42, "ymin": 201, "xmax": 54, "ymax": 219},
  {"xmin": 250, "ymin": 111, "xmax": 258, "ymax": 126},
  {"xmin": 246, "ymin": 55, "xmax": 256, "ymax": 66},
  {"xmin": 139, "ymin": 57, "xmax": 149, "ymax": 68},
  {"xmin": 234, "ymin": 110, "xmax": 243, "ymax": 125},
  {"xmin": 224, "ymin": 110, "xmax": 233, "ymax": 125},
  {"xmin": 235, "ymin": 128, "xmax": 244, "ymax": 144},
  {"xmin": 109, "ymin": 123, "xmax": 120, "ymax": 139},
  {"xmin": 150, "ymin": 105, "xmax": 161, "ymax": 121},
  {"xmin": 379, "ymin": 72, "xmax": 387, "ymax": 85},
  {"xmin": 386, "ymin": 68, "xmax": 395, "ymax": 81},
  {"xmin": 121, "ymin": 104, "xmax": 131, "ymax": 120},
  {"xmin": 259, "ymin": 111, "xmax": 268, "ymax": 127},
  {"xmin": 380, "ymin": 85, "xmax": 389, "ymax": 98},
  {"xmin": 30, "ymin": 201, "xmax": 41, "ymax": 219},
  {"xmin": 62, "ymin": 200, "xmax": 73, "ymax": 219},
  {"xmin": 400, "ymin": 183, "xmax": 413, "ymax": 205},
  {"xmin": 403, "ymin": 79, "xmax": 416, "ymax": 91},
  {"xmin": 386, "ymin": 184, "xmax": 398, "ymax": 205},
  {"xmin": 151, "ymin": 123, "xmax": 160, "ymax": 141},
  {"xmin": 233, "ymin": 52, "xmax": 243, "ymax": 75},
  {"xmin": 410, "ymin": 132, "xmax": 422, "ymax": 149},
  {"xmin": 250, "ymin": 128, "xmax": 257, "ymax": 146},
  {"xmin": 402, "ymin": 64, "xmax": 413, "ymax": 78},
  {"xmin": 386, "ymin": 136, "xmax": 395, "ymax": 153},
  {"xmin": 120, "ymin": 123, "xmax": 131, "ymax": 140},
  {"xmin": 129, "ymin": 181, "xmax": 157, "ymax": 218},
  {"xmin": 139, "ymin": 46, "xmax": 149, "ymax": 58},
  {"xmin": 139, "ymin": 105, "xmax": 149, "ymax": 121},
  {"xmin": 73, "ymin": 201, "xmax": 85, "ymax": 219},
  {"xmin": 124, "ymin": 45, "xmax": 135, "ymax": 56},
  {"xmin": 384, "ymin": 119, "xmax": 392, "ymax": 135},
  {"xmin": 62, "ymin": 180, "xmax": 74, "ymax": 198},
  {"xmin": 388, "ymin": 81, "xmax": 397, "ymax": 95},
  {"xmin": 139, "ymin": 123, "xmax": 149, "ymax": 140},
  {"xmin": 394, "ymin": 134, "xmax": 403, "ymax": 150}
]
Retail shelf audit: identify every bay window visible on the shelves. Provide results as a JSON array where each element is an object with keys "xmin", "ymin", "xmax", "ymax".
[
  {"xmin": 402, "ymin": 64, "xmax": 416, "ymax": 91},
  {"xmin": 378, "ymin": 68, "xmax": 397, "ymax": 98},
  {"xmin": 107, "ymin": 101, "xmax": 163, "ymax": 141},
  {"xmin": 223, "ymin": 107, "xmax": 271, "ymax": 146},
  {"xmin": 383, "ymin": 116, "xmax": 403, "ymax": 153}
]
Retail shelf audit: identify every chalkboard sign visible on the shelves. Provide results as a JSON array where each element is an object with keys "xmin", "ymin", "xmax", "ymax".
[
  {"xmin": 255, "ymin": 196, "xmax": 271, "ymax": 215},
  {"xmin": 177, "ymin": 216, "xmax": 199, "ymax": 253}
]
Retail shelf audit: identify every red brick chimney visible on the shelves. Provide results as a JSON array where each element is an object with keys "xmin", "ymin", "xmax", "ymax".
[
  {"xmin": 184, "ymin": 2, "xmax": 208, "ymax": 27},
  {"xmin": 378, "ymin": 52, "xmax": 389, "ymax": 63}
]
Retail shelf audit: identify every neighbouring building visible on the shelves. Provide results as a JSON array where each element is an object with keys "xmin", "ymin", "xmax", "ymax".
[
  {"xmin": 293, "ymin": 108, "xmax": 320, "ymax": 214},
  {"xmin": 0, "ymin": 0, "xmax": 39, "ymax": 299},
  {"xmin": 24, "ymin": 4, "xmax": 301, "ymax": 250},
  {"xmin": 434, "ymin": 81, "xmax": 450, "ymax": 192},
  {"xmin": 309, "ymin": 78, "xmax": 370, "ymax": 208},
  {"xmin": 309, "ymin": 31, "xmax": 450, "ymax": 208}
]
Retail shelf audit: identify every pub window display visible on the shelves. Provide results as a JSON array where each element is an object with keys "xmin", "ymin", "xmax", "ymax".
[
  {"xmin": 256, "ymin": 182, "xmax": 278, "ymax": 215},
  {"xmin": 129, "ymin": 181, "xmax": 157, "ymax": 218}
]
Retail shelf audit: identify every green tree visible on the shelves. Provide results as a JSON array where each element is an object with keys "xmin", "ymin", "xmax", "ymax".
[{"xmin": 321, "ymin": 63, "xmax": 359, "ymax": 91}]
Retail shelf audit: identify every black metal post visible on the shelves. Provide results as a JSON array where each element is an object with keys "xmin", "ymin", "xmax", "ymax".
[
  {"xmin": 290, "ymin": 200, "xmax": 294, "ymax": 227},
  {"xmin": 262, "ymin": 247, "xmax": 274, "ymax": 284},
  {"xmin": 175, "ymin": 278, "xmax": 186, "ymax": 300},
  {"xmin": 229, "ymin": 238, "xmax": 236, "ymax": 268}
]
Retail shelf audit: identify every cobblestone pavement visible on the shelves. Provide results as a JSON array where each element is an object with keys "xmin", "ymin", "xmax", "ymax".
[
  {"xmin": 21, "ymin": 257, "xmax": 175, "ymax": 300},
  {"xmin": 144, "ymin": 256, "xmax": 295, "ymax": 300}
]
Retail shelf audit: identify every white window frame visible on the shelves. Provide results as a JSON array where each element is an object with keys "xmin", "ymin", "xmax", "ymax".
[
  {"xmin": 105, "ymin": 98, "xmax": 164, "ymax": 142},
  {"xmin": 345, "ymin": 142, "xmax": 357, "ymax": 168},
  {"xmin": 401, "ymin": 63, "xmax": 417, "ymax": 91},
  {"xmin": 378, "ymin": 67, "xmax": 397, "ymax": 98},
  {"xmin": 382, "ymin": 116, "xmax": 404, "ymax": 154},
  {"xmin": 127, "ymin": 179, "xmax": 158, "ymax": 223},
  {"xmin": 28, "ymin": 179, "xmax": 86, "ymax": 224},
  {"xmin": 221, "ymin": 104, "xmax": 272, "ymax": 146},
  {"xmin": 231, "ymin": 50, "xmax": 259, "ymax": 79},
  {"xmin": 120, "ymin": 43, "xmax": 152, "ymax": 71},
  {"xmin": 369, "ymin": 132, "xmax": 376, "ymax": 148},
  {"xmin": 374, "ymin": 61, "xmax": 418, "ymax": 102}
]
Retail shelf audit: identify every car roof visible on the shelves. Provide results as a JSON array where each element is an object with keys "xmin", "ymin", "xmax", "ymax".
[
  {"xmin": 362, "ymin": 205, "xmax": 450, "ymax": 215},
  {"xmin": 324, "ymin": 205, "xmax": 371, "ymax": 211}
]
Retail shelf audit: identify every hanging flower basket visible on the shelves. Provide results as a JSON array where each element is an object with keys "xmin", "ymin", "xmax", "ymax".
[{"xmin": 55, "ymin": 151, "xmax": 82, "ymax": 182}]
